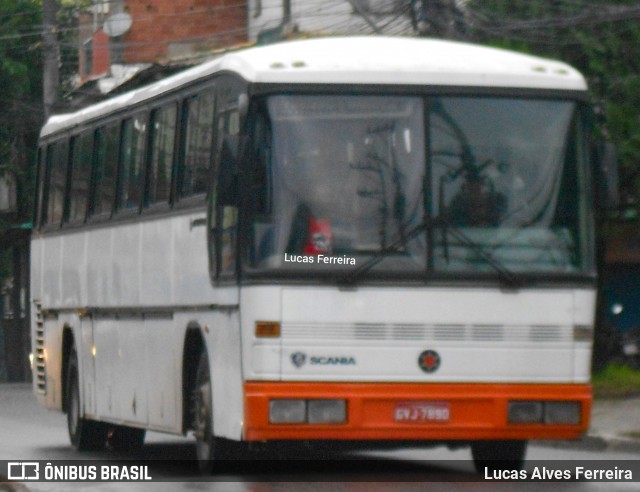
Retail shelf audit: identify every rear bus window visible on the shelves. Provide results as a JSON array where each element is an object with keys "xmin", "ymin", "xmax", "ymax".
[{"xmin": 44, "ymin": 140, "xmax": 69, "ymax": 226}]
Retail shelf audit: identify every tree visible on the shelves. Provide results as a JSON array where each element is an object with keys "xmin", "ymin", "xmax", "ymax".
[
  {"xmin": 0, "ymin": 0, "xmax": 43, "ymax": 222},
  {"xmin": 465, "ymin": 0, "xmax": 640, "ymax": 213},
  {"xmin": 0, "ymin": 0, "xmax": 43, "ymax": 381}
]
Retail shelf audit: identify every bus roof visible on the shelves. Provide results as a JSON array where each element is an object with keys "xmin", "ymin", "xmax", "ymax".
[{"xmin": 42, "ymin": 36, "xmax": 587, "ymax": 138}]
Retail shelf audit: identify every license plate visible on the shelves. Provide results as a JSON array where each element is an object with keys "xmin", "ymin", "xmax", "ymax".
[{"xmin": 394, "ymin": 401, "xmax": 451, "ymax": 423}]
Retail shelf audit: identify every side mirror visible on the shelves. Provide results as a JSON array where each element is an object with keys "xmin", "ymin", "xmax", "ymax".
[
  {"xmin": 597, "ymin": 143, "xmax": 620, "ymax": 210},
  {"xmin": 217, "ymin": 135, "xmax": 246, "ymax": 206}
]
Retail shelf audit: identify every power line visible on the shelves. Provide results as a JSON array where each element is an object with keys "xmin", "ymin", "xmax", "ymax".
[{"xmin": 471, "ymin": 1, "xmax": 640, "ymax": 33}]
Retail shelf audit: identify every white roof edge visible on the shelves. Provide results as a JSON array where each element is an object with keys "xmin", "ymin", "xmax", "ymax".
[{"xmin": 41, "ymin": 36, "xmax": 588, "ymax": 138}]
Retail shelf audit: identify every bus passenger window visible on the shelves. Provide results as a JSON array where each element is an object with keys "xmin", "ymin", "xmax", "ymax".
[
  {"xmin": 181, "ymin": 91, "xmax": 214, "ymax": 198},
  {"xmin": 45, "ymin": 140, "xmax": 69, "ymax": 226},
  {"xmin": 209, "ymin": 108, "xmax": 240, "ymax": 279},
  {"xmin": 248, "ymin": 110, "xmax": 273, "ymax": 263},
  {"xmin": 35, "ymin": 148, "xmax": 46, "ymax": 228},
  {"xmin": 148, "ymin": 103, "xmax": 177, "ymax": 205},
  {"xmin": 119, "ymin": 114, "xmax": 147, "ymax": 211},
  {"xmin": 92, "ymin": 123, "xmax": 119, "ymax": 217},
  {"xmin": 68, "ymin": 132, "xmax": 93, "ymax": 223}
]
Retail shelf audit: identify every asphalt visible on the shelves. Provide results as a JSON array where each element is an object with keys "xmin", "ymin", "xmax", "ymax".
[
  {"xmin": 0, "ymin": 389, "xmax": 639, "ymax": 491},
  {"xmin": 0, "ymin": 383, "xmax": 638, "ymax": 454},
  {"xmin": 588, "ymin": 394, "xmax": 640, "ymax": 451}
]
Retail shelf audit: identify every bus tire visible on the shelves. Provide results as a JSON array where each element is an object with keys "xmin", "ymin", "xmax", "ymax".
[
  {"xmin": 471, "ymin": 440, "xmax": 527, "ymax": 475},
  {"xmin": 108, "ymin": 425, "xmax": 146, "ymax": 453},
  {"xmin": 66, "ymin": 346, "xmax": 108, "ymax": 451},
  {"xmin": 193, "ymin": 348, "xmax": 230, "ymax": 473}
]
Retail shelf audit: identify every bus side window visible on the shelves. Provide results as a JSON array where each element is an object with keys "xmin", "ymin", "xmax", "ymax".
[
  {"xmin": 248, "ymin": 109, "xmax": 273, "ymax": 264},
  {"xmin": 67, "ymin": 131, "xmax": 94, "ymax": 224},
  {"xmin": 118, "ymin": 113, "xmax": 147, "ymax": 211},
  {"xmin": 148, "ymin": 103, "xmax": 178, "ymax": 205},
  {"xmin": 34, "ymin": 147, "xmax": 46, "ymax": 228},
  {"xmin": 92, "ymin": 123, "xmax": 119, "ymax": 218},
  {"xmin": 180, "ymin": 90, "xmax": 215, "ymax": 198},
  {"xmin": 44, "ymin": 140, "xmax": 69, "ymax": 227},
  {"xmin": 251, "ymin": 111, "xmax": 271, "ymax": 216},
  {"xmin": 210, "ymin": 108, "xmax": 240, "ymax": 279}
]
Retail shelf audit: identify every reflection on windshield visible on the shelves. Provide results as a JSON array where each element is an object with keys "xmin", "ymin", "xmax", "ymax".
[
  {"xmin": 431, "ymin": 97, "xmax": 592, "ymax": 274},
  {"xmin": 250, "ymin": 95, "xmax": 426, "ymax": 274},
  {"xmin": 247, "ymin": 94, "xmax": 594, "ymax": 279}
]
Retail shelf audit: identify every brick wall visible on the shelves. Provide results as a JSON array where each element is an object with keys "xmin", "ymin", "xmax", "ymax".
[{"xmin": 122, "ymin": 0, "xmax": 247, "ymax": 63}]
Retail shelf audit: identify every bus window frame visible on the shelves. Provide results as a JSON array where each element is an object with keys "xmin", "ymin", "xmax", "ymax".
[
  {"xmin": 40, "ymin": 135, "xmax": 71, "ymax": 232},
  {"xmin": 208, "ymin": 76, "xmax": 247, "ymax": 285},
  {"xmin": 65, "ymin": 128, "xmax": 96, "ymax": 228},
  {"xmin": 144, "ymin": 98, "xmax": 180, "ymax": 214},
  {"xmin": 114, "ymin": 109, "xmax": 150, "ymax": 218},
  {"xmin": 34, "ymin": 147, "xmax": 45, "ymax": 230},
  {"xmin": 174, "ymin": 85, "xmax": 217, "ymax": 210},
  {"xmin": 88, "ymin": 118, "xmax": 122, "ymax": 224}
]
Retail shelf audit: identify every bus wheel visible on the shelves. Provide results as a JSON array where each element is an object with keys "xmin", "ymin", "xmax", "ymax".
[
  {"xmin": 108, "ymin": 425, "xmax": 146, "ymax": 453},
  {"xmin": 66, "ymin": 346, "xmax": 108, "ymax": 451},
  {"xmin": 193, "ymin": 349, "xmax": 229, "ymax": 473},
  {"xmin": 471, "ymin": 440, "xmax": 527, "ymax": 475}
]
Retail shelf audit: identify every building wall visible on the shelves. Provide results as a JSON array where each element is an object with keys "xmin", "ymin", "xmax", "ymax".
[{"xmin": 122, "ymin": 0, "xmax": 248, "ymax": 63}]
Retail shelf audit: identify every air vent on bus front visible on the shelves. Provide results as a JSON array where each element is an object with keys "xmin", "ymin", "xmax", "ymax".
[
  {"xmin": 34, "ymin": 302, "xmax": 46, "ymax": 395},
  {"xmin": 282, "ymin": 323, "xmax": 568, "ymax": 343}
]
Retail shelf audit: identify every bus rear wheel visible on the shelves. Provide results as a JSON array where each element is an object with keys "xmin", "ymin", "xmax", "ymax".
[
  {"xmin": 471, "ymin": 440, "xmax": 527, "ymax": 475},
  {"xmin": 66, "ymin": 346, "xmax": 108, "ymax": 451}
]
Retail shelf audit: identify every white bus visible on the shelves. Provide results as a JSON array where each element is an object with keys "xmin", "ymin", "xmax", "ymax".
[{"xmin": 32, "ymin": 37, "xmax": 604, "ymax": 472}]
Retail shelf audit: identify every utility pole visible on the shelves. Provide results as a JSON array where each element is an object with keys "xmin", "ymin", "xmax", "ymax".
[
  {"xmin": 42, "ymin": 0, "xmax": 60, "ymax": 119},
  {"xmin": 347, "ymin": 0, "xmax": 383, "ymax": 34},
  {"xmin": 283, "ymin": 0, "xmax": 291, "ymax": 25}
]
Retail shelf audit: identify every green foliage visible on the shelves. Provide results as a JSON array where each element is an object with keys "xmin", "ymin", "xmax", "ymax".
[
  {"xmin": 593, "ymin": 363, "xmax": 640, "ymax": 399},
  {"xmin": 0, "ymin": 0, "xmax": 42, "ymax": 212},
  {"xmin": 466, "ymin": 0, "xmax": 640, "ymax": 211},
  {"xmin": 0, "ymin": 0, "xmax": 42, "ymax": 105}
]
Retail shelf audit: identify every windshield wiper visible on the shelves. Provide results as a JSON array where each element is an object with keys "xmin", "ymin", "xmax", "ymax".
[
  {"xmin": 338, "ymin": 218, "xmax": 433, "ymax": 286},
  {"xmin": 443, "ymin": 226, "xmax": 523, "ymax": 288},
  {"xmin": 338, "ymin": 217, "xmax": 522, "ymax": 288}
]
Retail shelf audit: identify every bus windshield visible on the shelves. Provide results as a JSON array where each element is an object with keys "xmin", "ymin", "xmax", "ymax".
[{"xmin": 246, "ymin": 94, "xmax": 594, "ymax": 280}]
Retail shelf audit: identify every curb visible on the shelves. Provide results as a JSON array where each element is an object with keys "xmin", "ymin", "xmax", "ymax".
[{"xmin": 536, "ymin": 433, "xmax": 640, "ymax": 453}]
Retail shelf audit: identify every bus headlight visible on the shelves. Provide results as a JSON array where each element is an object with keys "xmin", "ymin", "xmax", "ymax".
[
  {"xmin": 307, "ymin": 399, "xmax": 346, "ymax": 424},
  {"xmin": 508, "ymin": 401, "xmax": 543, "ymax": 423},
  {"xmin": 544, "ymin": 401, "xmax": 581, "ymax": 424},
  {"xmin": 269, "ymin": 399, "xmax": 306, "ymax": 424},
  {"xmin": 508, "ymin": 400, "xmax": 581, "ymax": 425},
  {"xmin": 269, "ymin": 399, "xmax": 347, "ymax": 424}
]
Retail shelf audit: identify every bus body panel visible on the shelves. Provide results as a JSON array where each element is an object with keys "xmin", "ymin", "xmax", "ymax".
[
  {"xmin": 33, "ymin": 211, "xmax": 237, "ymax": 310},
  {"xmin": 242, "ymin": 286, "xmax": 595, "ymax": 383},
  {"xmin": 31, "ymin": 211, "xmax": 243, "ymax": 438},
  {"xmin": 243, "ymin": 381, "xmax": 591, "ymax": 441},
  {"xmin": 201, "ymin": 309, "xmax": 245, "ymax": 440}
]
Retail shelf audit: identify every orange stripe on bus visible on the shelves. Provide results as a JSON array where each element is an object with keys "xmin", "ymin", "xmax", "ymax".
[{"xmin": 243, "ymin": 381, "xmax": 591, "ymax": 441}]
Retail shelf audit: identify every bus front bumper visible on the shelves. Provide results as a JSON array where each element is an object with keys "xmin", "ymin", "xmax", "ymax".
[{"xmin": 243, "ymin": 382, "xmax": 591, "ymax": 441}]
